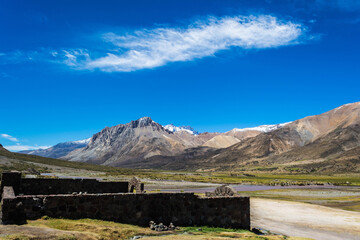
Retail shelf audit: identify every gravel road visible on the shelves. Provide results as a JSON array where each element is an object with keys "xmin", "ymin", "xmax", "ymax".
[{"xmin": 251, "ymin": 198, "xmax": 360, "ymax": 240}]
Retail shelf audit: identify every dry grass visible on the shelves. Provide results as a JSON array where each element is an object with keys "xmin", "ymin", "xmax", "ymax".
[
  {"xmin": 0, "ymin": 218, "xmax": 311, "ymax": 240},
  {"xmin": 141, "ymin": 231, "xmax": 312, "ymax": 240},
  {"xmin": 26, "ymin": 217, "xmax": 161, "ymax": 240}
]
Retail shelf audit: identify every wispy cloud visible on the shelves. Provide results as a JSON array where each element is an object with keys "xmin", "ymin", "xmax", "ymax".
[
  {"xmin": 63, "ymin": 49, "xmax": 90, "ymax": 66},
  {"xmin": 1, "ymin": 134, "xmax": 50, "ymax": 151},
  {"xmin": 1, "ymin": 133, "xmax": 19, "ymax": 142},
  {"xmin": 0, "ymin": 50, "xmax": 44, "ymax": 64},
  {"xmin": 82, "ymin": 15, "xmax": 307, "ymax": 72},
  {"xmin": 3, "ymin": 144, "xmax": 50, "ymax": 151},
  {"xmin": 0, "ymin": 15, "xmax": 310, "ymax": 72}
]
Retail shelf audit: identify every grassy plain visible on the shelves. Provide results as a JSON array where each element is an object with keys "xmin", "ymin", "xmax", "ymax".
[
  {"xmin": 0, "ymin": 217, "xmax": 311, "ymax": 240},
  {"xmin": 1, "ymin": 147, "xmax": 360, "ymax": 187}
]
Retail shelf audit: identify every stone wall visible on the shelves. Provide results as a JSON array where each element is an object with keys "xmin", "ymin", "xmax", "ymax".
[
  {"xmin": 1, "ymin": 186, "xmax": 26, "ymax": 224},
  {"xmin": 0, "ymin": 172, "xmax": 22, "ymax": 195},
  {"xmin": 20, "ymin": 179, "xmax": 129, "ymax": 195},
  {"xmin": 0, "ymin": 172, "xmax": 250, "ymax": 229},
  {"xmin": 0, "ymin": 172, "xmax": 129, "ymax": 197},
  {"xmin": 1, "ymin": 192, "xmax": 250, "ymax": 229}
]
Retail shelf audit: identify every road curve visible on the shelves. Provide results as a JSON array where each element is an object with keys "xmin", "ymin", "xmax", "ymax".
[{"xmin": 251, "ymin": 198, "xmax": 360, "ymax": 240}]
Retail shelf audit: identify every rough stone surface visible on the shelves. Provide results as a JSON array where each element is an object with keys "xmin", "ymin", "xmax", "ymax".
[
  {"xmin": 0, "ymin": 172, "xmax": 250, "ymax": 229},
  {"xmin": 1, "ymin": 171, "xmax": 129, "ymax": 196},
  {"xmin": 1, "ymin": 186, "xmax": 26, "ymax": 224},
  {"xmin": 205, "ymin": 185, "xmax": 236, "ymax": 197},
  {"xmin": 0, "ymin": 171, "xmax": 22, "ymax": 196},
  {"xmin": 128, "ymin": 177, "xmax": 144, "ymax": 193},
  {"xmin": 2, "ymin": 193, "xmax": 250, "ymax": 229},
  {"xmin": 20, "ymin": 178, "xmax": 129, "ymax": 195}
]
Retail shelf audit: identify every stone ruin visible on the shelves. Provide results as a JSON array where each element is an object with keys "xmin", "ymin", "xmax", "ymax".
[
  {"xmin": 128, "ymin": 177, "xmax": 144, "ymax": 193},
  {"xmin": 205, "ymin": 185, "xmax": 236, "ymax": 197},
  {"xmin": 0, "ymin": 171, "xmax": 250, "ymax": 230}
]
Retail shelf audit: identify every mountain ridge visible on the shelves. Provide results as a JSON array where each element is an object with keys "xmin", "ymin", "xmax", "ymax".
[
  {"xmin": 121, "ymin": 102, "xmax": 360, "ymax": 173},
  {"xmin": 62, "ymin": 117, "xmax": 206, "ymax": 165},
  {"xmin": 19, "ymin": 138, "xmax": 91, "ymax": 159},
  {"xmin": 17, "ymin": 102, "xmax": 360, "ymax": 173}
]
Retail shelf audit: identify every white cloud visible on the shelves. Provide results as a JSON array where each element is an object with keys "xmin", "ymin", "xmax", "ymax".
[
  {"xmin": 1, "ymin": 133, "xmax": 19, "ymax": 142},
  {"xmin": 0, "ymin": 15, "xmax": 310, "ymax": 72},
  {"xmin": 51, "ymin": 51, "xmax": 58, "ymax": 57},
  {"xmin": 3, "ymin": 144, "xmax": 50, "ymax": 152},
  {"xmin": 63, "ymin": 49, "xmax": 90, "ymax": 66},
  {"xmin": 72, "ymin": 15, "xmax": 307, "ymax": 72},
  {"xmin": 1, "ymin": 133, "xmax": 50, "ymax": 151}
]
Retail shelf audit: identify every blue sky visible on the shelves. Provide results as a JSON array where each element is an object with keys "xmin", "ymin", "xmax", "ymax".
[{"xmin": 1, "ymin": 0, "xmax": 360, "ymax": 151}]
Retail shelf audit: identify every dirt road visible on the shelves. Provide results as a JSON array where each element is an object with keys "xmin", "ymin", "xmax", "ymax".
[{"xmin": 251, "ymin": 198, "xmax": 360, "ymax": 240}]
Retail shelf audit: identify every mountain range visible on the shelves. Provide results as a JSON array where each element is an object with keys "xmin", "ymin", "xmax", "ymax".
[
  {"xmin": 20, "ymin": 138, "xmax": 91, "ymax": 159},
  {"xmin": 15, "ymin": 102, "xmax": 360, "ymax": 173}
]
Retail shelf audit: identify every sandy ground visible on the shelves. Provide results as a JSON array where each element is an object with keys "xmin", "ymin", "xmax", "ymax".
[{"xmin": 251, "ymin": 198, "xmax": 360, "ymax": 240}]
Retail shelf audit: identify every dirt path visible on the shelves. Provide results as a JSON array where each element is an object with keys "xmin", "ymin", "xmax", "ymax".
[{"xmin": 251, "ymin": 198, "xmax": 360, "ymax": 240}]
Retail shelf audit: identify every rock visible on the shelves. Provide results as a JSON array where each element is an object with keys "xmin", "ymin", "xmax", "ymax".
[
  {"xmin": 26, "ymin": 168, "xmax": 40, "ymax": 175},
  {"xmin": 149, "ymin": 221, "xmax": 175, "ymax": 232},
  {"xmin": 214, "ymin": 185, "xmax": 236, "ymax": 196},
  {"xmin": 169, "ymin": 222, "xmax": 175, "ymax": 230},
  {"xmin": 149, "ymin": 221, "xmax": 156, "ymax": 230}
]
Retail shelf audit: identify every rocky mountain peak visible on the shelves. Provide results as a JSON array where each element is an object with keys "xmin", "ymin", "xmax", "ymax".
[{"xmin": 131, "ymin": 117, "xmax": 155, "ymax": 128}]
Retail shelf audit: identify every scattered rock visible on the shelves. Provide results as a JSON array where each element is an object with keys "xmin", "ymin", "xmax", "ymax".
[
  {"xmin": 149, "ymin": 221, "xmax": 177, "ymax": 231},
  {"xmin": 26, "ymin": 168, "xmax": 40, "ymax": 175}
]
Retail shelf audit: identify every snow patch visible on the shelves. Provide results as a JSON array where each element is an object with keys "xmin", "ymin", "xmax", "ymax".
[
  {"xmin": 72, "ymin": 138, "xmax": 91, "ymax": 144},
  {"xmin": 163, "ymin": 124, "xmax": 199, "ymax": 135},
  {"xmin": 232, "ymin": 122, "xmax": 291, "ymax": 133}
]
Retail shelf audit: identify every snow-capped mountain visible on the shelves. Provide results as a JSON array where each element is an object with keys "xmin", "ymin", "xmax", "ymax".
[
  {"xmin": 222, "ymin": 122, "xmax": 291, "ymax": 145},
  {"xmin": 72, "ymin": 138, "xmax": 92, "ymax": 144},
  {"xmin": 231, "ymin": 122, "xmax": 291, "ymax": 133},
  {"xmin": 133, "ymin": 102, "xmax": 360, "ymax": 172},
  {"xmin": 20, "ymin": 138, "xmax": 91, "ymax": 159},
  {"xmin": 163, "ymin": 124, "xmax": 199, "ymax": 135},
  {"xmin": 63, "ymin": 117, "xmax": 204, "ymax": 165}
]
